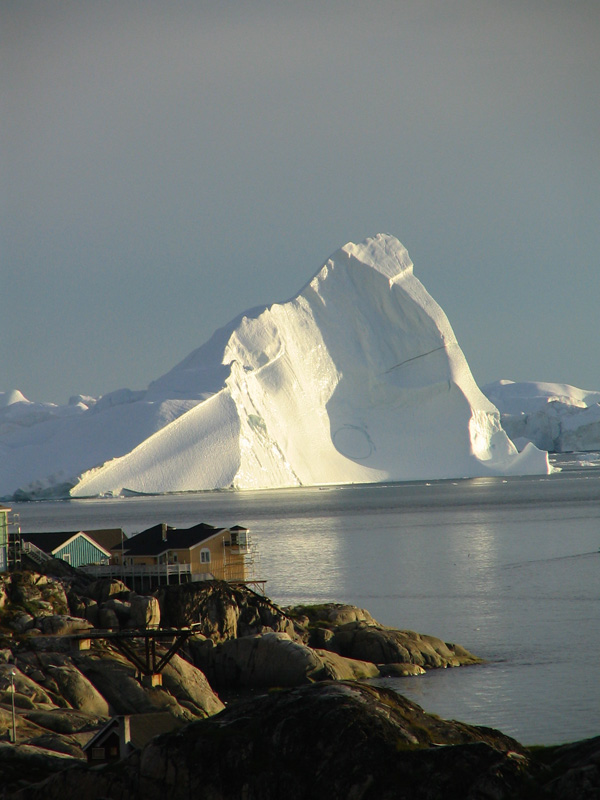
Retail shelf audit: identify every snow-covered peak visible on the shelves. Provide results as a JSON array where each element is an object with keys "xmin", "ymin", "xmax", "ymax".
[
  {"xmin": 340, "ymin": 233, "xmax": 414, "ymax": 284},
  {"xmin": 0, "ymin": 390, "xmax": 29, "ymax": 407}
]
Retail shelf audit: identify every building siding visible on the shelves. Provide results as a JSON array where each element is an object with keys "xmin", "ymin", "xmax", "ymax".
[
  {"xmin": 115, "ymin": 533, "xmax": 249, "ymax": 581},
  {"xmin": 55, "ymin": 536, "xmax": 109, "ymax": 568},
  {"xmin": 0, "ymin": 508, "xmax": 9, "ymax": 572}
]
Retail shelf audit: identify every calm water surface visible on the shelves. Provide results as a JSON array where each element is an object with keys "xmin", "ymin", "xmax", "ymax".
[{"xmin": 10, "ymin": 463, "xmax": 600, "ymax": 746}]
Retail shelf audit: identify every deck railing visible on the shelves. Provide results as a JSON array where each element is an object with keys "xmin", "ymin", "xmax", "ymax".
[{"xmin": 79, "ymin": 562, "xmax": 209, "ymax": 584}]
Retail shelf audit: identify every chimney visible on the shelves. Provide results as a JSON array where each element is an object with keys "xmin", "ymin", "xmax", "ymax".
[
  {"xmin": 161, "ymin": 523, "xmax": 168, "ymax": 542},
  {"xmin": 119, "ymin": 715, "xmax": 131, "ymax": 758}
]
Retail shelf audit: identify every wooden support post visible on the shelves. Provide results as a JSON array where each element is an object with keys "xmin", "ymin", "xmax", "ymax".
[{"xmin": 141, "ymin": 673, "xmax": 162, "ymax": 688}]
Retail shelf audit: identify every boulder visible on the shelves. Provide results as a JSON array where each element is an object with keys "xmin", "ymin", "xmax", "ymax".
[
  {"xmin": 0, "ymin": 666, "xmax": 56, "ymax": 707},
  {"xmin": 325, "ymin": 622, "xmax": 481, "ymax": 668},
  {"xmin": 191, "ymin": 632, "xmax": 322, "ymax": 688},
  {"xmin": 156, "ymin": 581, "xmax": 297, "ymax": 642},
  {"xmin": 0, "ymin": 705, "xmax": 67, "ymax": 743},
  {"xmin": 67, "ymin": 594, "xmax": 99, "ymax": 626},
  {"xmin": 82, "ymin": 601, "xmax": 99, "ymax": 627},
  {"xmin": 379, "ymin": 662, "xmax": 427, "ymax": 677},
  {"xmin": 22, "ymin": 708, "xmax": 105, "ymax": 735},
  {"xmin": 191, "ymin": 632, "xmax": 380, "ymax": 689},
  {"xmin": 46, "ymin": 665, "xmax": 109, "ymax": 717},
  {"xmin": 2, "ymin": 691, "xmax": 36, "ymax": 710},
  {"xmin": 313, "ymin": 649, "xmax": 381, "ymax": 681},
  {"xmin": 97, "ymin": 607, "xmax": 119, "ymax": 630},
  {"xmin": 23, "ymin": 733, "xmax": 84, "ymax": 758},
  {"xmin": 37, "ymin": 616, "xmax": 93, "ymax": 637},
  {"xmin": 0, "ymin": 576, "xmax": 11, "ymax": 609},
  {"xmin": 287, "ymin": 602, "xmax": 379, "ymax": 628},
  {"xmin": 129, "ymin": 595, "xmax": 160, "ymax": 629},
  {"xmin": 73, "ymin": 647, "xmax": 221, "ymax": 721},
  {"xmin": 73, "ymin": 649, "xmax": 180, "ymax": 717},
  {"xmin": 82, "ymin": 579, "xmax": 130, "ymax": 604},
  {"xmin": 18, "ymin": 637, "xmax": 72, "ymax": 654},
  {"xmin": 0, "ymin": 741, "xmax": 85, "ymax": 796},
  {"xmin": 10, "ymin": 613, "xmax": 35, "ymax": 633},
  {"xmin": 159, "ymin": 654, "xmax": 224, "ymax": 718},
  {"xmin": 102, "ymin": 598, "xmax": 131, "ymax": 625},
  {"xmin": 8, "ymin": 574, "xmax": 69, "ymax": 618}
]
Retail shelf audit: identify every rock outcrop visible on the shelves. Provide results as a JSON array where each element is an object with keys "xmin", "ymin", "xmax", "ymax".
[
  {"xmin": 156, "ymin": 581, "xmax": 296, "ymax": 640},
  {"xmin": 190, "ymin": 631, "xmax": 381, "ymax": 689},
  {"xmin": 11, "ymin": 682, "xmax": 600, "ymax": 800},
  {"xmin": 0, "ymin": 569, "xmax": 597, "ymax": 798},
  {"xmin": 287, "ymin": 602, "xmax": 480, "ymax": 671},
  {"xmin": 320, "ymin": 621, "xmax": 479, "ymax": 668}
]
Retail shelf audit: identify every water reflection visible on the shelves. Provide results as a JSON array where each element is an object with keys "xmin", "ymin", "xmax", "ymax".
[
  {"xmin": 9, "ymin": 472, "xmax": 600, "ymax": 745},
  {"xmin": 259, "ymin": 517, "xmax": 346, "ymax": 603}
]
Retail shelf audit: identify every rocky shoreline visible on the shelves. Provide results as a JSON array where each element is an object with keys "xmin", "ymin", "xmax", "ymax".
[{"xmin": 0, "ymin": 562, "xmax": 597, "ymax": 798}]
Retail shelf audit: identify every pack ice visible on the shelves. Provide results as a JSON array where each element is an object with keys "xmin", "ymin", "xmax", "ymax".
[
  {"xmin": 483, "ymin": 380, "xmax": 600, "ymax": 454},
  {"xmin": 1, "ymin": 234, "xmax": 550, "ymax": 499}
]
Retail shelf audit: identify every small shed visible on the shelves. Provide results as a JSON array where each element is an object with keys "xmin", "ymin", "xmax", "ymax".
[{"xmin": 83, "ymin": 713, "xmax": 182, "ymax": 764}]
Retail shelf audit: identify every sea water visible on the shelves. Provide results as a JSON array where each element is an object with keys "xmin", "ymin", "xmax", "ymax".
[{"xmin": 10, "ymin": 459, "xmax": 600, "ymax": 746}]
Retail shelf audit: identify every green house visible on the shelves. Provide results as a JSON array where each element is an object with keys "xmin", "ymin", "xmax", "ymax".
[
  {"xmin": 0, "ymin": 505, "xmax": 9, "ymax": 572},
  {"xmin": 21, "ymin": 531, "xmax": 112, "ymax": 568}
]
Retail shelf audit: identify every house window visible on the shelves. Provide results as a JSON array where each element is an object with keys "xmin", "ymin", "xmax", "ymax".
[
  {"xmin": 200, "ymin": 549, "xmax": 211, "ymax": 564},
  {"xmin": 172, "ymin": 553, "xmax": 178, "ymax": 563},
  {"xmin": 91, "ymin": 747, "xmax": 105, "ymax": 760},
  {"xmin": 61, "ymin": 552, "xmax": 71, "ymax": 564}
]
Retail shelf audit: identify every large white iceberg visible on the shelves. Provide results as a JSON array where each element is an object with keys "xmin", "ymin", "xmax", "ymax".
[
  {"xmin": 1, "ymin": 234, "xmax": 549, "ymax": 499},
  {"xmin": 483, "ymin": 380, "xmax": 600, "ymax": 453}
]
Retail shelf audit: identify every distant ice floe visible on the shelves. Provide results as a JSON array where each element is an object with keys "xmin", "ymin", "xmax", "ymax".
[
  {"xmin": 1, "ymin": 234, "xmax": 551, "ymax": 500},
  {"xmin": 483, "ymin": 380, "xmax": 600, "ymax": 454}
]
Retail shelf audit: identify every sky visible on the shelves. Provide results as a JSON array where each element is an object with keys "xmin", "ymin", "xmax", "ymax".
[{"xmin": 2, "ymin": 0, "xmax": 599, "ymax": 405}]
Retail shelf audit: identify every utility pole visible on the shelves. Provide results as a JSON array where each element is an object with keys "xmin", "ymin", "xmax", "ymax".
[{"xmin": 9, "ymin": 670, "xmax": 16, "ymax": 743}]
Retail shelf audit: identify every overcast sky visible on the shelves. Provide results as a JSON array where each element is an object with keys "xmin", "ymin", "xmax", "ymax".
[{"xmin": 3, "ymin": 0, "xmax": 599, "ymax": 404}]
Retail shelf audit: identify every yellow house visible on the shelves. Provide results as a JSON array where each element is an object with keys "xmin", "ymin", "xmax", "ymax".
[{"xmin": 107, "ymin": 522, "xmax": 259, "ymax": 588}]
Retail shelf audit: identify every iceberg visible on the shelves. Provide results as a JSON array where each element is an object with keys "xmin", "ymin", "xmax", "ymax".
[
  {"xmin": 1, "ymin": 234, "xmax": 549, "ymax": 499},
  {"xmin": 483, "ymin": 380, "xmax": 600, "ymax": 453}
]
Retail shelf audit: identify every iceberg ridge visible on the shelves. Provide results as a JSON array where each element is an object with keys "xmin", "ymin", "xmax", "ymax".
[{"xmin": 1, "ymin": 234, "xmax": 550, "ymax": 499}]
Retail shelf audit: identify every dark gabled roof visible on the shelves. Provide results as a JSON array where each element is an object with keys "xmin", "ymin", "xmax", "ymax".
[
  {"xmin": 83, "ymin": 528, "xmax": 126, "ymax": 552},
  {"xmin": 83, "ymin": 713, "xmax": 182, "ymax": 753},
  {"xmin": 82, "ymin": 716, "xmax": 119, "ymax": 752},
  {"xmin": 21, "ymin": 531, "xmax": 112, "ymax": 557},
  {"xmin": 122, "ymin": 522, "xmax": 225, "ymax": 557},
  {"xmin": 21, "ymin": 531, "xmax": 82, "ymax": 553}
]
